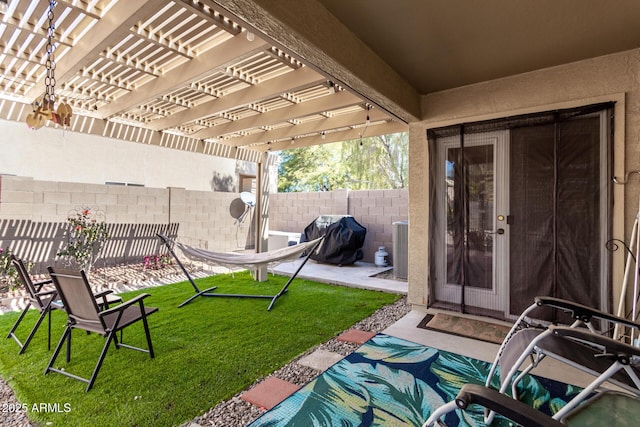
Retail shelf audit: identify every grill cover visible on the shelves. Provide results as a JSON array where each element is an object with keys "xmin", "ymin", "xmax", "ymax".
[{"xmin": 301, "ymin": 215, "xmax": 366, "ymax": 265}]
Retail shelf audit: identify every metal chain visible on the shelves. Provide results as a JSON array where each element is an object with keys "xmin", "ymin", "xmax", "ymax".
[{"xmin": 43, "ymin": 0, "xmax": 56, "ymax": 109}]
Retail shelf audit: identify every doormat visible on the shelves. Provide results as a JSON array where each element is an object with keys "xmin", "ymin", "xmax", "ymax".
[{"xmin": 417, "ymin": 312, "xmax": 511, "ymax": 345}]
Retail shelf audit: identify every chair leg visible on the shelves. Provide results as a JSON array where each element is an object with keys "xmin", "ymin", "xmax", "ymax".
[
  {"xmin": 47, "ymin": 308, "xmax": 52, "ymax": 350},
  {"xmin": 6, "ymin": 304, "xmax": 30, "ymax": 339},
  {"xmin": 141, "ymin": 314, "xmax": 155, "ymax": 358},
  {"xmin": 552, "ymin": 362, "xmax": 625, "ymax": 420},
  {"xmin": 422, "ymin": 400, "xmax": 458, "ymax": 427},
  {"xmin": 86, "ymin": 332, "xmax": 115, "ymax": 392},
  {"xmin": 18, "ymin": 308, "xmax": 49, "ymax": 355},
  {"xmin": 45, "ymin": 326, "xmax": 71, "ymax": 375},
  {"xmin": 66, "ymin": 328, "xmax": 72, "ymax": 363}
]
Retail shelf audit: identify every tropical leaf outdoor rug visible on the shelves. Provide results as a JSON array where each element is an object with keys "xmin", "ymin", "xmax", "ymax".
[{"xmin": 249, "ymin": 334, "xmax": 582, "ymax": 427}]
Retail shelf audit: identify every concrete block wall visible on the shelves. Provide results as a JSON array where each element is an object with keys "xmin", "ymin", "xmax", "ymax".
[
  {"xmin": 268, "ymin": 190, "xmax": 350, "ymax": 233},
  {"xmin": 170, "ymin": 187, "xmax": 251, "ymax": 252},
  {"xmin": 0, "ymin": 176, "xmax": 249, "ymax": 270},
  {"xmin": 348, "ymin": 189, "xmax": 408, "ymax": 265},
  {"xmin": 0, "ymin": 176, "xmax": 171, "ymax": 224},
  {"xmin": 269, "ymin": 188, "xmax": 408, "ymax": 264},
  {"xmin": 0, "ymin": 175, "xmax": 408, "ymax": 267}
]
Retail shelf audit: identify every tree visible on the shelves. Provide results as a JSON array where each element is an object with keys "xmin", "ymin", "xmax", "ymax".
[
  {"xmin": 277, "ymin": 144, "xmax": 348, "ymax": 192},
  {"xmin": 341, "ymin": 132, "xmax": 408, "ymax": 190},
  {"xmin": 277, "ymin": 132, "xmax": 408, "ymax": 192}
]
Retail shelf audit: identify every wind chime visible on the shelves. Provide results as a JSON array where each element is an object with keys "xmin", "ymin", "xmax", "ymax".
[{"xmin": 26, "ymin": 0, "xmax": 73, "ymax": 130}]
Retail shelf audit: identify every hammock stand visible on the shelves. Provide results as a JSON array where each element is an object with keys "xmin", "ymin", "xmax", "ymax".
[{"xmin": 157, "ymin": 233, "xmax": 324, "ymax": 310}]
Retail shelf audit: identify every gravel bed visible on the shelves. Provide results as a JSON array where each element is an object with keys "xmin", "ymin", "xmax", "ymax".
[
  {"xmin": 0, "ymin": 379, "xmax": 31, "ymax": 427},
  {"xmin": 0, "ymin": 265, "xmax": 410, "ymax": 427}
]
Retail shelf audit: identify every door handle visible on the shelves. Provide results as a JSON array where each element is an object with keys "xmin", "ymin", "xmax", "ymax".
[{"xmin": 488, "ymin": 228, "xmax": 505, "ymax": 235}]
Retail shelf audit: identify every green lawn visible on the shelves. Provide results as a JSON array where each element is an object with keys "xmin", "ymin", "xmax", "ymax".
[{"xmin": 0, "ymin": 272, "xmax": 399, "ymax": 426}]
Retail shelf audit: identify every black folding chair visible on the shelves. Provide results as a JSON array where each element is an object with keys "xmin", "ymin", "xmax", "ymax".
[
  {"xmin": 6, "ymin": 256, "xmax": 122, "ymax": 354},
  {"xmin": 45, "ymin": 267, "xmax": 158, "ymax": 391},
  {"xmin": 6, "ymin": 256, "xmax": 63, "ymax": 354}
]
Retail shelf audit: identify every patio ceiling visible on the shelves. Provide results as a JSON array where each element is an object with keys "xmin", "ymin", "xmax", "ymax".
[
  {"xmin": 317, "ymin": 0, "xmax": 640, "ymax": 95},
  {"xmin": 0, "ymin": 0, "xmax": 405, "ymax": 163},
  {"xmin": 219, "ymin": 0, "xmax": 640, "ymax": 125}
]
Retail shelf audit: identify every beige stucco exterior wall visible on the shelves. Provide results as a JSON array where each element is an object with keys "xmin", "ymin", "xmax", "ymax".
[
  {"xmin": 408, "ymin": 122, "xmax": 430, "ymax": 306},
  {"xmin": 0, "ymin": 118, "xmax": 254, "ymax": 192},
  {"xmin": 408, "ymin": 48, "xmax": 640, "ymax": 313}
]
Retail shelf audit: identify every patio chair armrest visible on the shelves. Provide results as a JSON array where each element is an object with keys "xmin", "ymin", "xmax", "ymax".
[
  {"xmin": 99, "ymin": 293, "xmax": 152, "ymax": 317},
  {"xmin": 34, "ymin": 289, "xmax": 57, "ymax": 299},
  {"xmin": 93, "ymin": 289, "xmax": 116, "ymax": 308},
  {"xmin": 455, "ymin": 384, "xmax": 564, "ymax": 427},
  {"xmin": 33, "ymin": 279, "xmax": 53, "ymax": 291},
  {"xmin": 550, "ymin": 326, "xmax": 640, "ymax": 360},
  {"xmin": 535, "ymin": 296, "xmax": 640, "ymax": 328},
  {"xmin": 93, "ymin": 289, "xmax": 114, "ymax": 298}
]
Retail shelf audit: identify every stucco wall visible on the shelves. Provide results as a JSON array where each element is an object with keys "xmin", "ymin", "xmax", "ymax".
[
  {"xmin": 408, "ymin": 48, "xmax": 640, "ymax": 310},
  {"xmin": 0, "ymin": 119, "xmax": 255, "ymax": 192}
]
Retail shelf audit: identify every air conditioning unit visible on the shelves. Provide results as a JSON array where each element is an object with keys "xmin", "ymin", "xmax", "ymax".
[{"xmin": 392, "ymin": 221, "xmax": 408, "ymax": 279}]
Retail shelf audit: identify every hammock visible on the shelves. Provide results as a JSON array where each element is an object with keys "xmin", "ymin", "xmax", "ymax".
[
  {"xmin": 175, "ymin": 237, "xmax": 324, "ymax": 270},
  {"xmin": 157, "ymin": 233, "xmax": 325, "ymax": 310}
]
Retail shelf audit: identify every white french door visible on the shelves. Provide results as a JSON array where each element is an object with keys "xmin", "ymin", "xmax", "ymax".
[{"xmin": 433, "ymin": 131, "xmax": 509, "ymax": 315}]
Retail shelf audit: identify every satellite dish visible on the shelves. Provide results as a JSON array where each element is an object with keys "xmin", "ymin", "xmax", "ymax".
[
  {"xmin": 230, "ymin": 192, "xmax": 255, "ymax": 224},
  {"xmin": 240, "ymin": 191, "xmax": 256, "ymax": 207},
  {"xmin": 229, "ymin": 198, "xmax": 246, "ymax": 220}
]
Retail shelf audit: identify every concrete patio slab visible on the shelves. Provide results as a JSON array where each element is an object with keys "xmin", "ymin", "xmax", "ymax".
[
  {"xmin": 270, "ymin": 260, "xmax": 407, "ymax": 294},
  {"xmin": 241, "ymin": 377, "xmax": 300, "ymax": 410},
  {"xmin": 298, "ymin": 349, "xmax": 344, "ymax": 371}
]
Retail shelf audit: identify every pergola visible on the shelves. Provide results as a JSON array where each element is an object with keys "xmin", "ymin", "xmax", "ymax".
[{"xmin": 0, "ymin": 0, "xmax": 407, "ymax": 165}]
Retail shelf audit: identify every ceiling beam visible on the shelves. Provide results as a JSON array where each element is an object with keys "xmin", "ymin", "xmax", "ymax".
[
  {"xmin": 97, "ymin": 35, "xmax": 268, "ymax": 119},
  {"xmin": 1, "ymin": 15, "xmax": 74, "ymax": 49},
  {"xmin": 230, "ymin": 108, "xmax": 389, "ymax": 147},
  {"xmin": 193, "ymin": 89, "xmax": 361, "ymax": 139},
  {"xmin": 0, "ymin": 45, "xmax": 48, "ymax": 70},
  {"xmin": 130, "ymin": 24, "xmax": 194, "ymax": 59},
  {"xmin": 149, "ymin": 65, "xmax": 325, "ymax": 131},
  {"xmin": 179, "ymin": 0, "xmax": 242, "ymax": 36},
  {"xmin": 56, "ymin": 0, "xmax": 102, "ymax": 20},
  {"xmin": 96, "ymin": 50, "xmax": 158, "ymax": 80},
  {"xmin": 211, "ymin": 0, "xmax": 421, "ymax": 122},
  {"xmin": 24, "ymin": 0, "xmax": 169, "ymax": 102},
  {"xmin": 255, "ymin": 120, "xmax": 407, "ymax": 152}
]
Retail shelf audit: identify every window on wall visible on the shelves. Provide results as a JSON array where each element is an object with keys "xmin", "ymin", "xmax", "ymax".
[
  {"xmin": 105, "ymin": 182, "xmax": 145, "ymax": 187},
  {"xmin": 239, "ymin": 175, "xmax": 256, "ymax": 193}
]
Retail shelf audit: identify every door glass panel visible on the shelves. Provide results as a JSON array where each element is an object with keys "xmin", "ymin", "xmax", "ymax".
[{"xmin": 446, "ymin": 145, "xmax": 494, "ymax": 290}]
